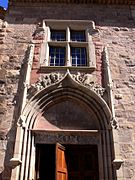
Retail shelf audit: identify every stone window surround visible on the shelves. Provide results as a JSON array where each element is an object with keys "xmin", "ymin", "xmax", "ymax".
[{"xmin": 40, "ymin": 20, "xmax": 96, "ymax": 70}]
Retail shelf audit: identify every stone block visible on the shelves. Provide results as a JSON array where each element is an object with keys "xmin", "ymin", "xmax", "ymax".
[
  {"xmin": 118, "ymin": 126, "xmax": 133, "ymax": 143},
  {"xmin": 0, "ymin": 55, "xmax": 9, "ymax": 64}
]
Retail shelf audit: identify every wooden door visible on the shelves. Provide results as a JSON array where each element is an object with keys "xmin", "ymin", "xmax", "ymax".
[{"xmin": 56, "ymin": 143, "xmax": 68, "ymax": 180}]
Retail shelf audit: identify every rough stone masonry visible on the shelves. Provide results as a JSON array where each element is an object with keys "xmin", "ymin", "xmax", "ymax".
[{"xmin": 0, "ymin": 1, "xmax": 135, "ymax": 180}]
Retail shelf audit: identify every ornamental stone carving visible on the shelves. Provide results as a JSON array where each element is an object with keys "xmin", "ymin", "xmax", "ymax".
[
  {"xmin": 28, "ymin": 72, "xmax": 105, "ymax": 97},
  {"xmin": 35, "ymin": 132, "xmax": 100, "ymax": 145},
  {"xmin": 73, "ymin": 72, "xmax": 105, "ymax": 96},
  {"xmin": 28, "ymin": 73, "xmax": 63, "ymax": 95},
  {"xmin": 110, "ymin": 117, "xmax": 118, "ymax": 129}
]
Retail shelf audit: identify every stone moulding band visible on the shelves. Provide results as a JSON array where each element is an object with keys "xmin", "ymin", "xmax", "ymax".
[
  {"xmin": 33, "ymin": 130, "xmax": 100, "ymax": 144},
  {"xmin": 10, "ymin": 0, "xmax": 135, "ymax": 5}
]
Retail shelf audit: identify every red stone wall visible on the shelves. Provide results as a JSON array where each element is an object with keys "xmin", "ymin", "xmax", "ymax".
[{"xmin": 0, "ymin": 3, "xmax": 135, "ymax": 179}]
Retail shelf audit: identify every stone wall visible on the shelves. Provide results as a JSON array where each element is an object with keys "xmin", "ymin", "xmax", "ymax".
[{"xmin": 0, "ymin": 3, "xmax": 135, "ymax": 179}]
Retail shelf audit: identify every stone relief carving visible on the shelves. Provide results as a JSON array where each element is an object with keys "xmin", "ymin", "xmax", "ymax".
[
  {"xmin": 35, "ymin": 133, "xmax": 100, "ymax": 144},
  {"xmin": 17, "ymin": 115, "xmax": 26, "ymax": 128},
  {"xmin": 73, "ymin": 72, "xmax": 105, "ymax": 96},
  {"xmin": 110, "ymin": 117, "xmax": 118, "ymax": 129},
  {"xmin": 28, "ymin": 73, "xmax": 63, "ymax": 95},
  {"xmin": 32, "ymin": 21, "xmax": 46, "ymax": 39},
  {"xmin": 28, "ymin": 72, "xmax": 105, "ymax": 97}
]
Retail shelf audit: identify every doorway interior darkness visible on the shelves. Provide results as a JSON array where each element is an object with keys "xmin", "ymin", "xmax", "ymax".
[{"xmin": 36, "ymin": 144, "xmax": 99, "ymax": 180}]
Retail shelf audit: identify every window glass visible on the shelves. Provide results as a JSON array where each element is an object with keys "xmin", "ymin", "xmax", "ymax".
[
  {"xmin": 71, "ymin": 30, "xmax": 85, "ymax": 42},
  {"xmin": 51, "ymin": 30, "xmax": 66, "ymax": 41},
  {"xmin": 49, "ymin": 46, "xmax": 65, "ymax": 66},
  {"xmin": 71, "ymin": 47, "xmax": 87, "ymax": 66}
]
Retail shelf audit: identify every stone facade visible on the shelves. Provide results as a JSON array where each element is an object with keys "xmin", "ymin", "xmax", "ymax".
[{"xmin": 0, "ymin": 1, "xmax": 135, "ymax": 180}]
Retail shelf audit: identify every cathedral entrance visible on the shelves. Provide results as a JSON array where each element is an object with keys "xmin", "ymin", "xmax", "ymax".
[{"xmin": 36, "ymin": 144, "xmax": 99, "ymax": 180}]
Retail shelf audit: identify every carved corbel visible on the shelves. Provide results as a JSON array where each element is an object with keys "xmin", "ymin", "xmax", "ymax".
[
  {"xmin": 110, "ymin": 117, "xmax": 119, "ymax": 129},
  {"xmin": 10, "ymin": 158, "xmax": 22, "ymax": 167},
  {"xmin": 17, "ymin": 115, "xmax": 26, "ymax": 128},
  {"xmin": 112, "ymin": 159, "xmax": 124, "ymax": 170},
  {"xmin": 33, "ymin": 21, "xmax": 46, "ymax": 40}
]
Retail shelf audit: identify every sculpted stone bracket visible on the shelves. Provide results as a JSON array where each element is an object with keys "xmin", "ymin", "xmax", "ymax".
[
  {"xmin": 28, "ymin": 71, "xmax": 105, "ymax": 97},
  {"xmin": 17, "ymin": 115, "xmax": 26, "ymax": 128},
  {"xmin": 112, "ymin": 159, "xmax": 124, "ymax": 170},
  {"xmin": 9, "ymin": 158, "xmax": 22, "ymax": 167},
  {"xmin": 32, "ymin": 21, "xmax": 46, "ymax": 40}
]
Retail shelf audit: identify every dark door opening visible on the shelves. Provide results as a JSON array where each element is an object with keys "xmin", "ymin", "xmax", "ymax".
[
  {"xmin": 36, "ymin": 144, "xmax": 55, "ymax": 180},
  {"xmin": 66, "ymin": 145, "xmax": 99, "ymax": 180},
  {"xmin": 36, "ymin": 144, "xmax": 99, "ymax": 180}
]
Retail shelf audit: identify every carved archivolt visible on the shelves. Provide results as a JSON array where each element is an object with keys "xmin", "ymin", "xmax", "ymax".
[{"xmin": 28, "ymin": 72, "xmax": 105, "ymax": 97}]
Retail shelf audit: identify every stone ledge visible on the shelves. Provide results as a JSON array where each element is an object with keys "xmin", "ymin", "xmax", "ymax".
[{"xmin": 9, "ymin": 0, "xmax": 135, "ymax": 5}]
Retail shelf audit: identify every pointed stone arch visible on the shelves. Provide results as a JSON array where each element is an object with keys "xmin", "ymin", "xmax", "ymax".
[
  {"xmin": 10, "ymin": 71, "xmax": 119, "ymax": 180},
  {"xmin": 21, "ymin": 71, "xmax": 112, "ymax": 130}
]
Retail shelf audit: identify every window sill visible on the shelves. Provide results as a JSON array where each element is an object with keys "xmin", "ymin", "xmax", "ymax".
[{"xmin": 40, "ymin": 64, "xmax": 96, "ymax": 72}]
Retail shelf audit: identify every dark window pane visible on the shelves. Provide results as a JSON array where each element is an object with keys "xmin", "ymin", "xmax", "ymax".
[
  {"xmin": 71, "ymin": 47, "xmax": 87, "ymax": 66},
  {"xmin": 71, "ymin": 30, "xmax": 85, "ymax": 42},
  {"xmin": 49, "ymin": 46, "xmax": 65, "ymax": 66},
  {"xmin": 51, "ymin": 30, "xmax": 66, "ymax": 41}
]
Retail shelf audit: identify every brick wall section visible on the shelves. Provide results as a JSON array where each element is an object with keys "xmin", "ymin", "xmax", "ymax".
[{"xmin": 0, "ymin": 3, "xmax": 134, "ymax": 179}]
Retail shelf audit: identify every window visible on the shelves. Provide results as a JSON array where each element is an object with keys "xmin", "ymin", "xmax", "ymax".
[
  {"xmin": 71, "ymin": 30, "xmax": 85, "ymax": 42},
  {"xmin": 51, "ymin": 30, "xmax": 66, "ymax": 41},
  {"xmin": 49, "ymin": 29, "xmax": 87, "ymax": 67},
  {"xmin": 40, "ymin": 20, "xmax": 96, "ymax": 69},
  {"xmin": 50, "ymin": 47, "xmax": 65, "ymax": 66},
  {"xmin": 71, "ymin": 47, "xmax": 87, "ymax": 66}
]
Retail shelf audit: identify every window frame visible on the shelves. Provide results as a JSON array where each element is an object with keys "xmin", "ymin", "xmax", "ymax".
[{"xmin": 40, "ymin": 20, "xmax": 96, "ymax": 70}]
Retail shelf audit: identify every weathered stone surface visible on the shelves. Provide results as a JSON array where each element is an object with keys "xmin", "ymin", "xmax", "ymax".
[
  {"xmin": 124, "ymin": 161, "xmax": 135, "ymax": 179},
  {"xmin": 0, "ymin": 2, "xmax": 134, "ymax": 180}
]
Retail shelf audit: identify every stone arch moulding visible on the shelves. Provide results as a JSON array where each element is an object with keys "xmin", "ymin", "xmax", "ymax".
[{"xmin": 10, "ymin": 70, "xmax": 123, "ymax": 180}]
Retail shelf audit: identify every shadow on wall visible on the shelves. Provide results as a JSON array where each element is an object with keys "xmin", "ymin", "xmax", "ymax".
[{"xmin": 5, "ymin": 3, "xmax": 135, "ymax": 27}]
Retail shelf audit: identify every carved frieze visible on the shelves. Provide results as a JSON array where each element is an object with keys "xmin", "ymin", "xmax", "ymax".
[
  {"xmin": 28, "ymin": 73, "xmax": 63, "ymax": 95},
  {"xmin": 73, "ymin": 72, "xmax": 105, "ymax": 96},
  {"xmin": 35, "ymin": 132, "xmax": 100, "ymax": 144},
  {"xmin": 28, "ymin": 72, "xmax": 105, "ymax": 97}
]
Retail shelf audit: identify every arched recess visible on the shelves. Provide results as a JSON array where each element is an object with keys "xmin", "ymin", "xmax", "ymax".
[{"xmin": 10, "ymin": 72, "xmax": 116, "ymax": 180}]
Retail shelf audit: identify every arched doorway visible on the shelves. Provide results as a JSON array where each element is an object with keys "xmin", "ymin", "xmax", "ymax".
[{"xmin": 10, "ymin": 72, "xmax": 115, "ymax": 180}]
